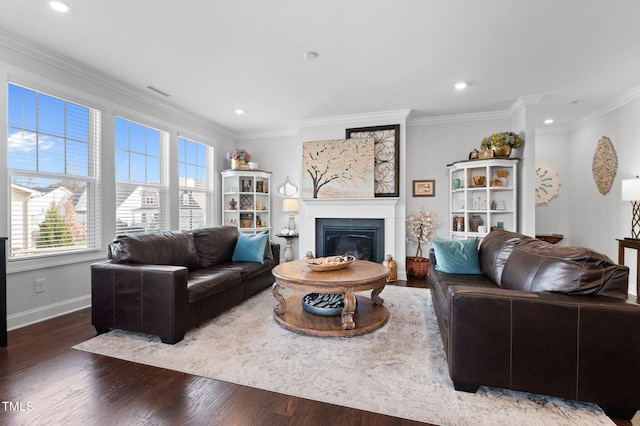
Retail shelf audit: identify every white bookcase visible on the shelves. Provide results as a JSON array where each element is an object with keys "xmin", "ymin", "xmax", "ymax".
[
  {"xmin": 448, "ymin": 158, "xmax": 519, "ymax": 239},
  {"xmin": 221, "ymin": 170, "xmax": 271, "ymax": 235}
]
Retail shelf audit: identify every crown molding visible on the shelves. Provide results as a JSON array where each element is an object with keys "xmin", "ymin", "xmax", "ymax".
[
  {"xmin": 407, "ymin": 110, "xmax": 510, "ymax": 126},
  {"xmin": 298, "ymin": 109, "xmax": 411, "ymax": 128},
  {"xmin": 508, "ymin": 95, "xmax": 544, "ymax": 116},
  {"xmin": 569, "ymin": 84, "xmax": 640, "ymax": 131},
  {"xmin": 0, "ymin": 29, "xmax": 238, "ymax": 140},
  {"xmin": 236, "ymin": 128, "xmax": 300, "ymax": 141}
]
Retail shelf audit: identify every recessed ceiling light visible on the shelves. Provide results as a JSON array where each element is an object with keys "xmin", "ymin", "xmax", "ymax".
[
  {"xmin": 544, "ymin": 119, "xmax": 554, "ymax": 125},
  {"xmin": 454, "ymin": 82, "xmax": 467, "ymax": 90},
  {"xmin": 303, "ymin": 51, "xmax": 319, "ymax": 60},
  {"xmin": 49, "ymin": 1, "xmax": 71, "ymax": 12},
  {"xmin": 235, "ymin": 109, "xmax": 245, "ymax": 115}
]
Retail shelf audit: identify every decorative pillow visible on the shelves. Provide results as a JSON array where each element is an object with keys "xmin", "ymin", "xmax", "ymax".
[
  {"xmin": 432, "ymin": 237, "xmax": 482, "ymax": 274},
  {"xmin": 232, "ymin": 231, "xmax": 269, "ymax": 263}
]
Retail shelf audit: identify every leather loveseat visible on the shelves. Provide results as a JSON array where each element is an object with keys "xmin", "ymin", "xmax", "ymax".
[
  {"xmin": 91, "ymin": 226, "xmax": 279, "ymax": 344},
  {"xmin": 428, "ymin": 230, "xmax": 640, "ymax": 420}
]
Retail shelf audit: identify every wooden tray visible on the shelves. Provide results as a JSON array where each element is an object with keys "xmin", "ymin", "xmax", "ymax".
[{"xmin": 304, "ymin": 256, "xmax": 355, "ymax": 271}]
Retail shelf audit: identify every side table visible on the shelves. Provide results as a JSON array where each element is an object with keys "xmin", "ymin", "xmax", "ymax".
[
  {"xmin": 276, "ymin": 233, "xmax": 298, "ymax": 262},
  {"xmin": 617, "ymin": 238, "xmax": 640, "ymax": 296}
]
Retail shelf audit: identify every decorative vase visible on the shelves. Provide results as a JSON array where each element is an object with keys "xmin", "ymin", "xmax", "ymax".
[
  {"xmin": 493, "ymin": 145, "xmax": 512, "ymax": 157},
  {"xmin": 406, "ymin": 256, "xmax": 429, "ymax": 279},
  {"xmin": 382, "ymin": 254, "xmax": 398, "ymax": 283},
  {"xmin": 470, "ymin": 215, "xmax": 483, "ymax": 232},
  {"xmin": 231, "ymin": 159, "xmax": 246, "ymax": 169},
  {"xmin": 228, "ymin": 198, "xmax": 237, "ymax": 210}
]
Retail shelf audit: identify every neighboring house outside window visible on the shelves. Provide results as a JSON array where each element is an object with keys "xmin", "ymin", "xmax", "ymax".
[
  {"xmin": 115, "ymin": 117, "xmax": 168, "ymax": 234},
  {"xmin": 178, "ymin": 136, "xmax": 213, "ymax": 231},
  {"xmin": 7, "ymin": 83, "xmax": 100, "ymax": 259}
]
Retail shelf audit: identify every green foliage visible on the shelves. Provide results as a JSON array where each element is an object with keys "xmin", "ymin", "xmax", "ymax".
[
  {"xmin": 480, "ymin": 132, "xmax": 523, "ymax": 149},
  {"xmin": 36, "ymin": 202, "xmax": 74, "ymax": 248}
]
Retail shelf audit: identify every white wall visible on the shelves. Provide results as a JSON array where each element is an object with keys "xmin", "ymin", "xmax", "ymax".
[
  {"xmin": 1, "ymin": 40, "xmax": 236, "ymax": 329},
  {"xmin": 406, "ymin": 115, "xmax": 512, "ymax": 246},
  {"xmin": 236, "ymin": 133, "xmax": 300, "ymax": 261},
  {"xmin": 535, "ymin": 130, "xmax": 571, "ymax": 244},
  {"xmin": 567, "ymin": 95, "xmax": 640, "ymax": 295}
]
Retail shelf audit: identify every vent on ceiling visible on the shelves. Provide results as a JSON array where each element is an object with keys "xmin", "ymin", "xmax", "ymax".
[{"xmin": 146, "ymin": 86, "xmax": 171, "ymax": 97}]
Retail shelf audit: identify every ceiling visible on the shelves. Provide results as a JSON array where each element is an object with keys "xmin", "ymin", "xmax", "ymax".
[{"xmin": 1, "ymin": 0, "xmax": 639, "ymax": 137}]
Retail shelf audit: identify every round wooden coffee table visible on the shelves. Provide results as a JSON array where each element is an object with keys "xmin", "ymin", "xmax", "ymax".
[{"xmin": 271, "ymin": 260, "xmax": 390, "ymax": 337}]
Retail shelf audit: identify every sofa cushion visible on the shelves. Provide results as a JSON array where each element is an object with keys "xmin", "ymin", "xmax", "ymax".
[
  {"xmin": 432, "ymin": 237, "xmax": 482, "ymax": 274},
  {"xmin": 479, "ymin": 230, "xmax": 529, "ymax": 286},
  {"xmin": 110, "ymin": 230, "xmax": 199, "ymax": 271},
  {"xmin": 193, "ymin": 226, "xmax": 239, "ymax": 268},
  {"xmin": 232, "ymin": 231, "xmax": 269, "ymax": 263},
  {"xmin": 501, "ymin": 238, "xmax": 628, "ymax": 297},
  {"xmin": 187, "ymin": 268, "xmax": 243, "ymax": 304}
]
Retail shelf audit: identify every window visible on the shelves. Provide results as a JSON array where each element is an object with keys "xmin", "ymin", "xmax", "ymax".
[
  {"xmin": 115, "ymin": 117, "xmax": 168, "ymax": 234},
  {"xmin": 178, "ymin": 137, "xmax": 213, "ymax": 230},
  {"xmin": 7, "ymin": 83, "xmax": 101, "ymax": 259}
]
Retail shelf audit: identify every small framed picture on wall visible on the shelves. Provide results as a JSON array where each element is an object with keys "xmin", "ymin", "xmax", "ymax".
[{"xmin": 412, "ymin": 179, "xmax": 435, "ymax": 197}]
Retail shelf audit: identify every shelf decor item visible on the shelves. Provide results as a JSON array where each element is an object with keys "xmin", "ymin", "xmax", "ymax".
[
  {"xmin": 406, "ymin": 207, "xmax": 438, "ymax": 278},
  {"xmin": 480, "ymin": 132, "xmax": 523, "ymax": 158},
  {"xmin": 226, "ymin": 149, "xmax": 252, "ymax": 170}
]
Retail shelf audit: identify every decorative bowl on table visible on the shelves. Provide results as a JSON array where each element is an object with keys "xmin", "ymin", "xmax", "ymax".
[{"xmin": 304, "ymin": 255, "xmax": 356, "ymax": 271}]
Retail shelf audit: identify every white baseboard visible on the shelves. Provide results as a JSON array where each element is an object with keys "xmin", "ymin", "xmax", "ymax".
[{"xmin": 7, "ymin": 295, "xmax": 91, "ymax": 331}]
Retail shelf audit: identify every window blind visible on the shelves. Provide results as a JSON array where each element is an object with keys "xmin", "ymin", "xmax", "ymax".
[
  {"xmin": 7, "ymin": 83, "xmax": 101, "ymax": 259},
  {"xmin": 178, "ymin": 137, "xmax": 213, "ymax": 230},
  {"xmin": 115, "ymin": 116, "xmax": 169, "ymax": 235}
]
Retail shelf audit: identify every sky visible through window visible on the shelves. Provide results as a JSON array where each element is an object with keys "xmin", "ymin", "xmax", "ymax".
[
  {"xmin": 8, "ymin": 84, "xmax": 89, "ymax": 185},
  {"xmin": 179, "ymin": 137, "xmax": 206, "ymax": 189},
  {"xmin": 115, "ymin": 117, "xmax": 161, "ymax": 183}
]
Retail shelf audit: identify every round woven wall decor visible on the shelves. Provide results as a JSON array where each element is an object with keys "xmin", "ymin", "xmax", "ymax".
[
  {"xmin": 592, "ymin": 136, "xmax": 617, "ymax": 195},
  {"xmin": 535, "ymin": 162, "xmax": 559, "ymax": 205}
]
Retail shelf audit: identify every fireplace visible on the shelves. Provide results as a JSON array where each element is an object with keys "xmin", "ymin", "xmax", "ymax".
[
  {"xmin": 299, "ymin": 198, "xmax": 403, "ymax": 278},
  {"xmin": 316, "ymin": 218, "xmax": 384, "ymax": 263}
]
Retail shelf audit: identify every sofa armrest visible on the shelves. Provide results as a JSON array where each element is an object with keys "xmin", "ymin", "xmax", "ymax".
[
  {"xmin": 91, "ymin": 261, "xmax": 189, "ymax": 344},
  {"xmin": 446, "ymin": 286, "xmax": 640, "ymax": 407}
]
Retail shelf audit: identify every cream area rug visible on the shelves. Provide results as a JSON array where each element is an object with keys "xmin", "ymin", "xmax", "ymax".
[{"xmin": 74, "ymin": 285, "xmax": 618, "ymax": 426}]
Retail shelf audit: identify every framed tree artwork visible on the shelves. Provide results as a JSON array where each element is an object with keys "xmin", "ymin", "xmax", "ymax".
[
  {"xmin": 346, "ymin": 124, "xmax": 400, "ymax": 197},
  {"xmin": 302, "ymin": 138, "xmax": 375, "ymax": 198}
]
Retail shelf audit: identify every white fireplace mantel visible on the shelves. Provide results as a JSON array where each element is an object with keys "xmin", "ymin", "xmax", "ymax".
[{"xmin": 299, "ymin": 198, "xmax": 400, "ymax": 266}]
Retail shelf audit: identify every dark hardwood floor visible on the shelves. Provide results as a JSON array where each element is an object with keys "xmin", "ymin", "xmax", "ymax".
[
  {"xmin": 0, "ymin": 277, "xmax": 632, "ymax": 425},
  {"xmin": 0, "ymin": 278, "xmax": 430, "ymax": 426}
]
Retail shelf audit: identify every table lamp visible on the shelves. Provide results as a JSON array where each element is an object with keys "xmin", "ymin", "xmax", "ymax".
[
  {"xmin": 622, "ymin": 176, "xmax": 640, "ymax": 239},
  {"xmin": 282, "ymin": 198, "xmax": 299, "ymax": 234}
]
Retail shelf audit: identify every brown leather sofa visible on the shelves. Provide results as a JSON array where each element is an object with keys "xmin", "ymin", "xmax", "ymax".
[
  {"xmin": 428, "ymin": 230, "xmax": 640, "ymax": 420},
  {"xmin": 91, "ymin": 226, "xmax": 279, "ymax": 344}
]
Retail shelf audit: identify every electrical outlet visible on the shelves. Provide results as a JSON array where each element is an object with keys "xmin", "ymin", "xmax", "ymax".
[{"xmin": 35, "ymin": 278, "xmax": 45, "ymax": 293}]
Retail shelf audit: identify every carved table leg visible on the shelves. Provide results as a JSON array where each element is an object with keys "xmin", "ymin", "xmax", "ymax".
[
  {"xmin": 371, "ymin": 284, "xmax": 386, "ymax": 305},
  {"xmin": 272, "ymin": 282, "xmax": 286, "ymax": 315},
  {"xmin": 341, "ymin": 287, "xmax": 356, "ymax": 330}
]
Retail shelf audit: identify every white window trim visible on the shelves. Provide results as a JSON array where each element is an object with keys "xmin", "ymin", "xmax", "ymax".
[{"xmin": 5, "ymin": 81, "xmax": 102, "ymax": 266}]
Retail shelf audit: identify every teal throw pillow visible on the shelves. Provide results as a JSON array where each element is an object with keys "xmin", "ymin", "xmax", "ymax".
[
  {"xmin": 232, "ymin": 231, "xmax": 269, "ymax": 263},
  {"xmin": 432, "ymin": 237, "xmax": 482, "ymax": 274}
]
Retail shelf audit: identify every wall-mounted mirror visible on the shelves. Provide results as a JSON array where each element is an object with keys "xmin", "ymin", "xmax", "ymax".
[{"xmin": 278, "ymin": 178, "xmax": 298, "ymax": 198}]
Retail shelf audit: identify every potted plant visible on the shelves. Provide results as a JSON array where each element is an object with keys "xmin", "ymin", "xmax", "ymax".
[
  {"xmin": 480, "ymin": 131, "xmax": 523, "ymax": 157},
  {"xmin": 406, "ymin": 207, "xmax": 437, "ymax": 278},
  {"xmin": 226, "ymin": 149, "xmax": 252, "ymax": 169}
]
